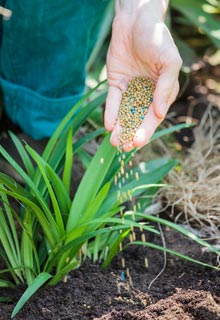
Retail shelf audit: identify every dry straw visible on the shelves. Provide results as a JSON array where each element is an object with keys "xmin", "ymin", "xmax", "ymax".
[{"xmin": 162, "ymin": 104, "xmax": 220, "ymax": 239}]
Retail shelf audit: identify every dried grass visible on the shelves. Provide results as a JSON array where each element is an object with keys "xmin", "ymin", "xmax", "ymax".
[{"xmin": 161, "ymin": 104, "xmax": 220, "ymax": 239}]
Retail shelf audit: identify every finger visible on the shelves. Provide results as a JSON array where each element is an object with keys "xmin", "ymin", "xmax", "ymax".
[
  {"xmin": 109, "ymin": 120, "xmax": 121, "ymax": 148},
  {"xmin": 122, "ymin": 140, "xmax": 134, "ymax": 152},
  {"xmin": 104, "ymin": 86, "xmax": 122, "ymax": 132},
  {"xmin": 167, "ymin": 80, "xmax": 179, "ymax": 106},
  {"xmin": 133, "ymin": 105, "xmax": 162, "ymax": 148},
  {"xmin": 131, "ymin": 80, "xmax": 180, "ymax": 149},
  {"xmin": 153, "ymin": 55, "xmax": 182, "ymax": 119},
  {"xmin": 153, "ymin": 79, "xmax": 180, "ymax": 119}
]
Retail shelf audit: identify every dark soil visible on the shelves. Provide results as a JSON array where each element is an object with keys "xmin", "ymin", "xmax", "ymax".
[{"xmin": 0, "ymin": 227, "xmax": 220, "ymax": 320}]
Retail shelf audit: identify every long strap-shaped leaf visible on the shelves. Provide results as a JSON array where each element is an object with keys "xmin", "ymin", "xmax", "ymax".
[
  {"xmin": 0, "ymin": 147, "xmax": 52, "ymax": 220},
  {"xmin": 125, "ymin": 212, "xmax": 220, "ymax": 255},
  {"xmin": 0, "ymin": 193, "xmax": 21, "ymax": 266},
  {"xmin": 25, "ymin": 145, "xmax": 65, "ymax": 235},
  {"xmin": 129, "ymin": 241, "xmax": 218, "ymax": 270},
  {"xmin": 41, "ymin": 82, "xmax": 106, "ymax": 164},
  {"xmin": 11, "ymin": 272, "xmax": 52, "ymax": 318},
  {"xmin": 66, "ymin": 134, "xmax": 117, "ymax": 231},
  {"xmin": 33, "ymin": 92, "xmax": 107, "ymax": 192},
  {"xmin": 8, "ymin": 132, "xmax": 35, "ymax": 178},
  {"xmin": 99, "ymin": 159, "xmax": 177, "ymax": 215},
  {"xmin": 0, "ymin": 187, "xmax": 57, "ymax": 247}
]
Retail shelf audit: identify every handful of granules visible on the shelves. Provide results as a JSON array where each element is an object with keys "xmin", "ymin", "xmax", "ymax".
[{"xmin": 118, "ymin": 76, "xmax": 155, "ymax": 147}]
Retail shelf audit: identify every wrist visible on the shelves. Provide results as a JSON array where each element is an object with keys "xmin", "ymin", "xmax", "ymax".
[{"xmin": 115, "ymin": 0, "xmax": 169, "ymax": 22}]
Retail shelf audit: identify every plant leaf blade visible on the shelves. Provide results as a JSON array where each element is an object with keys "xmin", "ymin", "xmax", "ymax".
[{"xmin": 11, "ymin": 272, "xmax": 52, "ymax": 318}]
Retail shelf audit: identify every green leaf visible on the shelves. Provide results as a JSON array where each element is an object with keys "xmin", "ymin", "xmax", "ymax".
[
  {"xmin": 48, "ymin": 260, "xmax": 80, "ymax": 286},
  {"xmin": 77, "ymin": 149, "xmax": 92, "ymax": 169},
  {"xmin": 21, "ymin": 209, "xmax": 35, "ymax": 286},
  {"xmin": 45, "ymin": 224, "xmax": 133, "ymax": 272},
  {"xmin": 125, "ymin": 212, "xmax": 220, "ymax": 255},
  {"xmin": 32, "ymin": 89, "xmax": 106, "ymax": 193},
  {"xmin": 0, "ymin": 147, "xmax": 53, "ymax": 223},
  {"xmin": 26, "ymin": 145, "xmax": 65, "ymax": 235},
  {"xmin": 0, "ymin": 194, "xmax": 21, "ymax": 261},
  {"xmin": 67, "ymin": 134, "xmax": 117, "ymax": 231},
  {"xmin": 73, "ymin": 128, "xmax": 105, "ymax": 153},
  {"xmin": 8, "ymin": 132, "xmax": 35, "ymax": 177},
  {"xmin": 131, "ymin": 241, "xmax": 218, "ymax": 269},
  {"xmin": 101, "ymin": 229, "xmax": 130, "ymax": 268},
  {"xmin": 66, "ymin": 217, "xmax": 159, "ymax": 249},
  {"xmin": 79, "ymin": 183, "xmax": 111, "ymax": 225},
  {"xmin": 150, "ymin": 123, "xmax": 195, "ymax": 142},
  {"xmin": 0, "ymin": 205, "xmax": 23, "ymax": 282},
  {"xmin": 0, "ymin": 186, "xmax": 57, "ymax": 247},
  {"xmin": 11, "ymin": 272, "xmax": 52, "ymax": 318},
  {"xmin": 62, "ymin": 128, "xmax": 73, "ymax": 194},
  {"xmin": 0, "ymin": 297, "xmax": 12, "ymax": 302},
  {"xmin": 99, "ymin": 159, "xmax": 177, "ymax": 214},
  {"xmin": 41, "ymin": 86, "xmax": 106, "ymax": 166},
  {"xmin": 0, "ymin": 279, "xmax": 15, "ymax": 288},
  {"xmin": 45, "ymin": 164, "xmax": 71, "ymax": 215}
]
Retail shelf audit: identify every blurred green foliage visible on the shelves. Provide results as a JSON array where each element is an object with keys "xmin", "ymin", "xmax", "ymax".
[{"xmin": 170, "ymin": 0, "xmax": 220, "ymax": 69}]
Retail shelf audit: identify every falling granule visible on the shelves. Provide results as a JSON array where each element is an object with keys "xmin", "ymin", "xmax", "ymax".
[
  {"xmin": 131, "ymin": 212, "xmax": 135, "ymax": 221},
  {"xmin": 144, "ymin": 257, "xmax": 149, "ymax": 268},
  {"xmin": 126, "ymin": 268, "xmax": 130, "ymax": 278},
  {"xmin": 135, "ymin": 172, "xmax": 139, "ymax": 181},
  {"xmin": 128, "ymin": 190, "xmax": 132, "ymax": 201},
  {"xmin": 141, "ymin": 233, "xmax": 146, "ymax": 242},
  {"xmin": 132, "ymin": 232, "xmax": 136, "ymax": 241}
]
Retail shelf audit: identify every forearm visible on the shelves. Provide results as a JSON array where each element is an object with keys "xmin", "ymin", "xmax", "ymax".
[{"xmin": 115, "ymin": 0, "xmax": 169, "ymax": 21}]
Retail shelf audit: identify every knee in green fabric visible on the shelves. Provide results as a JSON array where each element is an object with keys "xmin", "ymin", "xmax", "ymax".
[{"xmin": 1, "ymin": 78, "xmax": 84, "ymax": 140}]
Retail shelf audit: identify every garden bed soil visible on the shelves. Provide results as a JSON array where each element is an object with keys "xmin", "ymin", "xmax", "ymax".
[{"xmin": 0, "ymin": 227, "xmax": 220, "ymax": 320}]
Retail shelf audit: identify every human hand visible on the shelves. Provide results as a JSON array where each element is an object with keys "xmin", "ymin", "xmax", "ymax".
[{"xmin": 104, "ymin": 0, "xmax": 182, "ymax": 151}]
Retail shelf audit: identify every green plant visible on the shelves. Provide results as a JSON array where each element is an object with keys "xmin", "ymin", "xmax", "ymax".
[
  {"xmin": 169, "ymin": 0, "xmax": 220, "ymax": 69},
  {"xmin": 0, "ymin": 84, "xmax": 219, "ymax": 318}
]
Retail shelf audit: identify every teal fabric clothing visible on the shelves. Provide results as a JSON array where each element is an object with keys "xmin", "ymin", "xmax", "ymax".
[{"xmin": 0, "ymin": 0, "xmax": 110, "ymax": 139}]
